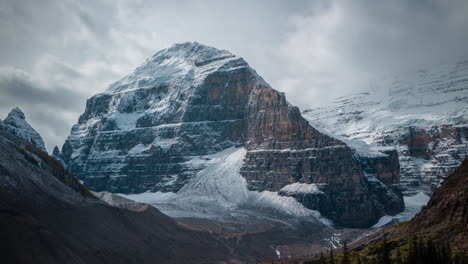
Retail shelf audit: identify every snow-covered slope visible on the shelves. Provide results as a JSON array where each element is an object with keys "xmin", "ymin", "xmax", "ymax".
[
  {"xmin": 106, "ymin": 42, "xmax": 247, "ymax": 94},
  {"xmin": 304, "ymin": 60, "xmax": 468, "ymax": 195},
  {"xmin": 0, "ymin": 107, "xmax": 47, "ymax": 152}
]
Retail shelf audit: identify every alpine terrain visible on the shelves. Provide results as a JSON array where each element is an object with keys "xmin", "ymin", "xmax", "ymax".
[
  {"xmin": 60, "ymin": 42, "xmax": 404, "ymax": 227},
  {"xmin": 303, "ymin": 60, "xmax": 468, "ymax": 199}
]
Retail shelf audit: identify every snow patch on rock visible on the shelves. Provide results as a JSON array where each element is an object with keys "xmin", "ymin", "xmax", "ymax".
[
  {"xmin": 372, "ymin": 192, "xmax": 430, "ymax": 228},
  {"xmin": 280, "ymin": 183, "xmax": 323, "ymax": 195}
]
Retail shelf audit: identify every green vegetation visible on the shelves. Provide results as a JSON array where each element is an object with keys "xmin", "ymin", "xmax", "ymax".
[{"xmin": 304, "ymin": 237, "xmax": 466, "ymax": 264}]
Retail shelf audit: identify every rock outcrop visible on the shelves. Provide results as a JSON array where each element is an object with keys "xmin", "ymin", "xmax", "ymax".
[
  {"xmin": 304, "ymin": 60, "xmax": 468, "ymax": 195},
  {"xmin": 0, "ymin": 107, "xmax": 47, "ymax": 152},
  {"xmin": 52, "ymin": 145, "xmax": 66, "ymax": 166},
  {"xmin": 62, "ymin": 42, "xmax": 403, "ymax": 227}
]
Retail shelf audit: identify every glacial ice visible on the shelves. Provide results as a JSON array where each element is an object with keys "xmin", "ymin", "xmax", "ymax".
[{"xmin": 121, "ymin": 147, "xmax": 332, "ymax": 225}]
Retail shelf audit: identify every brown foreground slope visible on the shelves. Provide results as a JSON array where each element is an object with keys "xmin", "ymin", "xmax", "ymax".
[{"xmin": 0, "ymin": 128, "xmax": 231, "ymax": 264}]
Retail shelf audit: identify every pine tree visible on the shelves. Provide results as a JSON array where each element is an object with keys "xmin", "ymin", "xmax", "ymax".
[
  {"xmin": 425, "ymin": 239, "xmax": 437, "ymax": 264},
  {"xmin": 319, "ymin": 250, "xmax": 326, "ymax": 264},
  {"xmin": 376, "ymin": 235, "xmax": 391, "ymax": 264},
  {"xmin": 342, "ymin": 241, "xmax": 351, "ymax": 264},
  {"xmin": 408, "ymin": 236, "xmax": 418, "ymax": 264},
  {"xmin": 356, "ymin": 256, "xmax": 363, "ymax": 264},
  {"xmin": 395, "ymin": 247, "xmax": 403, "ymax": 264},
  {"xmin": 328, "ymin": 246, "xmax": 336, "ymax": 264},
  {"xmin": 417, "ymin": 236, "xmax": 424, "ymax": 264}
]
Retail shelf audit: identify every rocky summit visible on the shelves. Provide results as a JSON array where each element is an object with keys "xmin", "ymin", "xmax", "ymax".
[
  {"xmin": 61, "ymin": 42, "xmax": 403, "ymax": 227},
  {"xmin": 0, "ymin": 107, "xmax": 47, "ymax": 152}
]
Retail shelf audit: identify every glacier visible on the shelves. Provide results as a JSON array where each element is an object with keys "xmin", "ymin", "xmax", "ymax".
[{"xmin": 121, "ymin": 147, "xmax": 332, "ymax": 226}]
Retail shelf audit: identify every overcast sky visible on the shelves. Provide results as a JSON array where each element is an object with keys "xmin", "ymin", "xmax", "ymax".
[{"xmin": 1, "ymin": 0, "xmax": 468, "ymax": 152}]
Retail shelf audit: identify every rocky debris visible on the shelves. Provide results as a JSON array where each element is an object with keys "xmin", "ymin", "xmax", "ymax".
[
  {"xmin": 62, "ymin": 42, "xmax": 403, "ymax": 227},
  {"xmin": 0, "ymin": 107, "xmax": 47, "ymax": 152},
  {"xmin": 303, "ymin": 60, "xmax": 468, "ymax": 195}
]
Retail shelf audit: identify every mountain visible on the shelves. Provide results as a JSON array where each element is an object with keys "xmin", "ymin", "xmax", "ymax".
[
  {"xmin": 61, "ymin": 42, "xmax": 403, "ymax": 227},
  {"xmin": 0, "ymin": 113, "xmax": 377, "ymax": 263},
  {"xmin": 303, "ymin": 60, "xmax": 468, "ymax": 196},
  {"xmin": 0, "ymin": 126, "xmax": 238, "ymax": 264},
  {"xmin": 0, "ymin": 107, "xmax": 47, "ymax": 152}
]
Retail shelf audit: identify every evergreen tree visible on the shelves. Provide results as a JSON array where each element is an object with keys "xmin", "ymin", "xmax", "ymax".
[
  {"xmin": 342, "ymin": 241, "xmax": 351, "ymax": 264},
  {"xmin": 425, "ymin": 239, "xmax": 437, "ymax": 264},
  {"xmin": 437, "ymin": 243, "xmax": 451, "ymax": 264},
  {"xmin": 377, "ymin": 235, "xmax": 391, "ymax": 264},
  {"xmin": 417, "ymin": 236, "xmax": 424, "ymax": 264},
  {"xmin": 356, "ymin": 256, "xmax": 363, "ymax": 264},
  {"xmin": 408, "ymin": 236, "xmax": 418, "ymax": 264},
  {"xmin": 328, "ymin": 246, "xmax": 336, "ymax": 264},
  {"xmin": 395, "ymin": 247, "xmax": 403, "ymax": 264},
  {"xmin": 319, "ymin": 250, "xmax": 326, "ymax": 264}
]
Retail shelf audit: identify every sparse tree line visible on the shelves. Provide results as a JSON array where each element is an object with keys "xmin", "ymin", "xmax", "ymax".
[{"xmin": 305, "ymin": 236, "xmax": 467, "ymax": 264}]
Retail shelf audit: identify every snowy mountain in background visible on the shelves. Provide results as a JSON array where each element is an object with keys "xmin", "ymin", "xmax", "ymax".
[
  {"xmin": 61, "ymin": 42, "xmax": 404, "ymax": 227},
  {"xmin": 0, "ymin": 107, "xmax": 47, "ymax": 152},
  {"xmin": 304, "ymin": 60, "xmax": 468, "ymax": 196}
]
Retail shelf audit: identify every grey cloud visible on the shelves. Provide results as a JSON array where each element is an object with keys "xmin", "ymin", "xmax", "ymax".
[
  {"xmin": 0, "ymin": 69, "xmax": 86, "ymax": 110},
  {"xmin": 0, "ymin": 67, "xmax": 88, "ymax": 151},
  {"xmin": 0, "ymin": 0, "xmax": 467, "ymax": 152},
  {"xmin": 274, "ymin": 0, "xmax": 468, "ymax": 108}
]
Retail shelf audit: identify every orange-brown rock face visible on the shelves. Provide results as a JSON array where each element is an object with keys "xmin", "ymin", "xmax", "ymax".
[
  {"xmin": 62, "ymin": 42, "xmax": 403, "ymax": 227},
  {"xmin": 240, "ymin": 85, "xmax": 401, "ymax": 227}
]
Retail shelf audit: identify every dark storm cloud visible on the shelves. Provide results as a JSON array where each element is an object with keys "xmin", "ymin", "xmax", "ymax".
[
  {"xmin": 0, "ymin": 0, "xmax": 467, "ymax": 151},
  {"xmin": 0, "ymin": 69, "xmax": 85, "ymax": 110},
  {"xmin": 0, "ymin": 67, "xmax": 89, "ymax": 151}
]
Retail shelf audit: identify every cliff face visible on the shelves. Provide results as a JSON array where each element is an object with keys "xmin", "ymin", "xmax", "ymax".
[
  {"xmin": 303, "ymin": 60, "xmax": 468, "ymax": 196},
  {"xmin": 62, "ymin": 42, "xmax": 403, "ymax": 227}
]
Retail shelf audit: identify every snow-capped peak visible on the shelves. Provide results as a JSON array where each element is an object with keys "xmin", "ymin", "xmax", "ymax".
[
  {"xmin": 106, "ymin": 42, "xmax": 248, "ymax": 93},
  {"xmin": 6, "ymin": 107, "xmax": 26, "ymax": 120},
  {"xmin": 0, "ymin": 107, "xmax": 47, "ymax": 152},
  {"xmin": 154, "ymin": 42, "xmax": 236, "ymax": 66}
]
